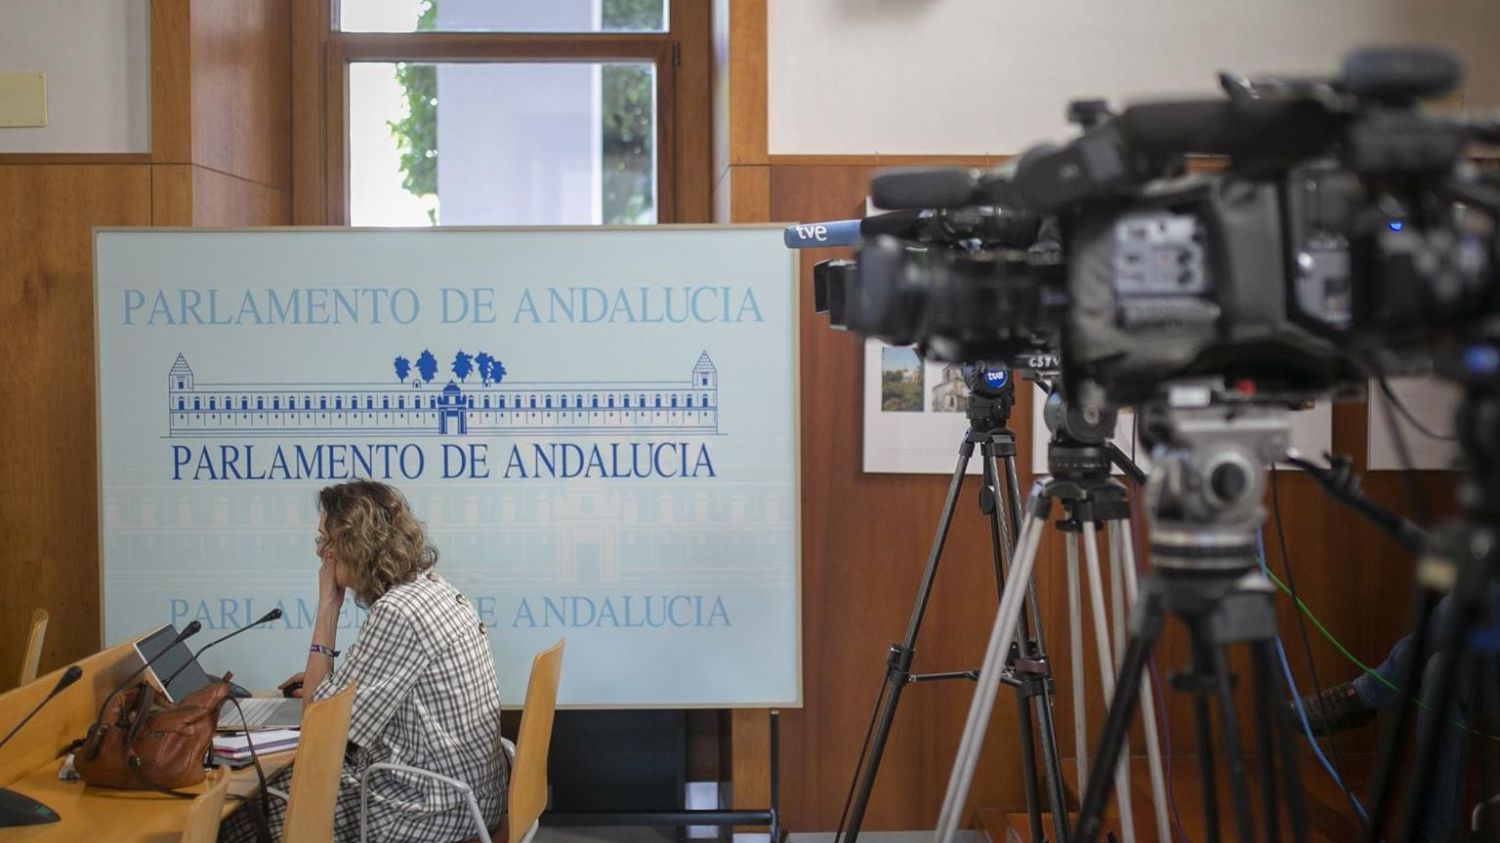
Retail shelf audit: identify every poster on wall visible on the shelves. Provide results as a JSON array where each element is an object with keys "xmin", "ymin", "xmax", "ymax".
[
  {"xmin": 861, "ymin": 340, "xmax": 987, "ymax": 474},
  {"xmin": 94, "ymin": 227, "xmax": 800, "ymax": 708}
]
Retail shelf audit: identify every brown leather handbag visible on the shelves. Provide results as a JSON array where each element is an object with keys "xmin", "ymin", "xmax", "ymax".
[{"xmin": 74, "ymin": 678, "xmax": 232, "ymax": 791}]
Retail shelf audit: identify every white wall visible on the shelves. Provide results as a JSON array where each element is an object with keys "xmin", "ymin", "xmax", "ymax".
[
  {"xmin": 767, "ymin": 0, "xmax": 1500, "ymax": 155},
  {"xmin": 0, "ymin": 0, "xmax": 150, "ymax": 153}
]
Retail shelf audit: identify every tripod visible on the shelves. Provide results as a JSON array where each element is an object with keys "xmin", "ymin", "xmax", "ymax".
[
  {"xmin": 836, "ymin": 368, "xmax": 1070, "ymax": 843},
  {"xmin": 1069, "ymin": 397, "xmax": 1311, "ymax": 843},
  {"xmin": 1362, "ymin": 339, "xmax": 1500, "ymax": 843},
  {"xmin": 934, "ymin": 386, "xmax": 1171, "ymax": 843}
]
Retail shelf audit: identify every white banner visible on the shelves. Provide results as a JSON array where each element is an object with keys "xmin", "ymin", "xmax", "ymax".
[{"xmin": 95, "ymin": 227, "xmax": 800, "ymax": 708}]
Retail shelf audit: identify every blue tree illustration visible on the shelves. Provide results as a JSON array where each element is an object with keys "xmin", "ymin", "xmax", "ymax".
[
  {"xmin": 416, "ymin": 349, "xmax": 439, "ymax": 384},
  {"xmin": 452, "ymin": 350, "xmax": 474, "ymax": 382},
  {"xmin": 474, "ymin": 352, "xmax": 494, "ymax": 385},
  {"xmin": 393, "ymin": 355, "xmax": 411, "ymax": 383},
  {"xmin": 490, "ymin": 358, "xmax": 508, "ymax": 383}
]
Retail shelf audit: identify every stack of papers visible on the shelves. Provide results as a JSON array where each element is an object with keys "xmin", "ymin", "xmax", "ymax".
[{"xmin": 210, "ymin": 729, "xmax": 300, "ymax": 766}]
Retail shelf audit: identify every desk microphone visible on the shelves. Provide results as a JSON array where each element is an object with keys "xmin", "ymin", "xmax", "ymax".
[
  {"xmin": 0, "ymin": 666, "xmax": 83, "ymax": 752},
  {"xmin": 0, "ymin": 665, "xmax": 82, "ymax": 828},
  {"xmin": 87, "ymin": 620, "xmax": 201, "ymax": 736},
  {"xmin": 159, "ymin": 608, "xmax": 284, "ymax": 692}
]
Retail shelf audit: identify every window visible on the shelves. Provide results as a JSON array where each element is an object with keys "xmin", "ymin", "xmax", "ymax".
[
  {"xmin": 340, "ymin": 2, "xmax": 667, "ymax": 34},
  {"xmin": 314, "ymin": 1, "xmax": 709, "ymax": 227}
]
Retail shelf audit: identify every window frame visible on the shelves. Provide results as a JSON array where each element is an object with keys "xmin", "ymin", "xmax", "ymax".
[{"xmin": 295, "ymin": 1, "xmax": 708, "ymax": 226}]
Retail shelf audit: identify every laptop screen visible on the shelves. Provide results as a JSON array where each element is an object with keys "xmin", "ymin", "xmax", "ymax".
[{"xmin": 134, "ymin": 624, "xmax": 214, "ymax": 703}]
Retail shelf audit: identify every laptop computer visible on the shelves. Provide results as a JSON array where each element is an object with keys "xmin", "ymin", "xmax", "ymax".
[{"xmin": 133, "ymin": 625, "xmax": 303, "ymax": 731}]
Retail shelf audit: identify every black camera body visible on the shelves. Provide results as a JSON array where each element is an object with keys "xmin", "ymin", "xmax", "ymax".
[
  {"xmin": 802, "ymin": 46, "xmax": 1499, "ymax": 411},
  {"xmin": 1063, "ymin": 172, "xmax": 1355, "ymax": 402}
]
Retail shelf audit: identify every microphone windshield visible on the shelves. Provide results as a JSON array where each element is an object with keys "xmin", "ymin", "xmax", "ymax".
[
  {"xmin": 1343, "ymin": 46, "xmax": 1461, "ymax": 102},
  {"xmin": 182, "ymin": 620, "xmax": 203, "ymax": 637},
  {"xmin": 261, "ymin": 608, "xmax": 284, "ymax": 623},
  {"xmin": 59, "ymin": 666, "xmax": 83, "ymax": 686},
  {"xmin": 870, "ymin": 167, "xmax": 979, "ymax": 210}
]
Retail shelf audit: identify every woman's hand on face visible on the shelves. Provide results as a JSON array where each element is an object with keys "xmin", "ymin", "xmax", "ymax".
[
  {"xmin": 318, "ymin": 555, "xmax": 346, "ymax": 610},
  {"xmin": 278, "ymin": 672, "xmax": 307, "ymax": 698}
]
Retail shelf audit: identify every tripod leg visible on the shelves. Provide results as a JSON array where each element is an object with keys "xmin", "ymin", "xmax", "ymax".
[
  {"xmin": 1258, "ymin": 639, "xmax": 1309, "ymax": 843},
  {"xmin": 1249, "ymin": 640, "xmax": 1282, "ymax": 843},
  {"xmin": 934, "ymin": 505, "xmax": 1049, "ymax": 843},
  {"xmin": 1015, "ymin": 687, "xmax": 1046, "ymax": 843},
  {"xmin": 1476, "ymin": 654, "xmax": 1500, "ymax": 842},
  {"xmin": 1113, "ymin": 521, "xmax": 1172, "ymax": 843},
  {"xmin": 1033, "ymin": 685, "xmax": 1073, "ymax": 843},
  {"xmin": 1204, "ymin": 631, "xmax": 1256, "ymax": 843},
  {"xmin": 1067, "ymin": 532, "xmax": 1089, "ymax": 787},
  {"xmin": 1398, "ymin": 581, "xmax": 1483, "ymax": 843},
  {"xmin": 1363, "ymin": 586, "xmax": 1441, "ymax": 843},
  {"xmin": 1003, "ymin": 449, "xmax": 1047, "ymax": 654},
  {"xmin": 982, "ymin": 447, "xmax": 1014, "ymax": 613},
  {"xmin": 837, "ymin": 440, "xmax": 975, "ymax": 843},
  {"xmin": 1188, "ymin": 636, "xmax": 1224, "ymax": 840},
  {"xmin": 1110, "ymin": 524, "xmax": 1127, "ymax": 664},
  {"xmin": 1072, "ymin": 581, "xmax": 1166, "ymax": 843},
  {"xmin": 983, "ymin": 446, "xmax": 1047, "ymax": 841},
  {"xmin": 1082, "ymin": 522, "xmax": 1136, "ymax": 843}
]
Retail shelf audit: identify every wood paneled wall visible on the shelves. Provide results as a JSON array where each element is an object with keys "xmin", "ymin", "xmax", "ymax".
[{"xmin": 0, "ymin": 0, "xmax": 292, "ymax": 689}]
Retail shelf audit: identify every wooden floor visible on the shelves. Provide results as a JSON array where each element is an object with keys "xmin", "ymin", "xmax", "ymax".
[{"xmin": 976, "ymin": 753, "xmax": 1375, "ymax": 842}]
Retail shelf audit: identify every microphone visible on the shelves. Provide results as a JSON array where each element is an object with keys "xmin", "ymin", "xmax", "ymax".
[
  {"xmin": 0, "ymin": 666, "xmax": 83, "ymax": 752},
  {"xmin": 787, "ymin": 207, "xmax": 1042, "ymax": 251},
  {"xmin": 870, "ymin": 167, "xmax": 981, "ymax": 210},
  {"xmin": 1343, "ymin": 46, "xmax": 1461, "ymax": 103},
  {"xmin": 783, "ymin": 211, "xmax": 929, "ymax": 249},
  {"xmin": 783, "ymin": 218, "xmax": 864, "ymax": 249},
  {"xmin": 88, "ymin": 621, "xmax": 201, "ymax": 733},
  {"xmin": 0, "ymin": 665, "xmax": 82, "ymax": 829},
  {"xmin": 159, "ymin": 608, "xmax": 284, "ymax": 692},
  {"xmin": 1116, "ymin": 97, "xmax": 1339, "ymax": 160}
]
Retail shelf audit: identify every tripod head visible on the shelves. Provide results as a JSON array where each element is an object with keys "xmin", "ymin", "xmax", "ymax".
[
  {"xmin": 1139, "ymin": 385, "xmax": 1292, "ymax": 571},
  {"xmin": 1040, "ymin": 379, "xmax": 1117, "ymax": 479},
  {"xmin": 963, "ymin": 363, "xmax": 1017, "ymax": 432}
]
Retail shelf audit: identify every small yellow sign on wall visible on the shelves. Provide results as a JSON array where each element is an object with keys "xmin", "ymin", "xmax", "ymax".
[{"xmin": 0, "ymin": 73, "xmax": 47, "ymax": 128}]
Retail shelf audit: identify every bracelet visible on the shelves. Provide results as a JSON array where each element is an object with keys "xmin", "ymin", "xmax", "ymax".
[{"xmin": 309, "ymin": 643, "xmax": 340, "ymax": 658}]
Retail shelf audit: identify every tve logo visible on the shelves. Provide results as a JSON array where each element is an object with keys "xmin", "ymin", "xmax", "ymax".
[
  {"xmin": 782, "ymin": 220, "xmax": 859, "ymax": 249},
  {"xmin": 793, "ymin": 224, "xmax": 829, "ymax": 242}
]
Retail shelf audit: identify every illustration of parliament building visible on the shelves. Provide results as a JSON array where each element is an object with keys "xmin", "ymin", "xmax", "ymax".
[{"xmin": 167, "ymin": 352, "xmax": 719, "ymax": 436}]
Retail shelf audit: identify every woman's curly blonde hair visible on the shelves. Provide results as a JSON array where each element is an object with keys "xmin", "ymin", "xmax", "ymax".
[{"xmin": 318, "ymin": 480, "xmax": 437, "ymax": 605}]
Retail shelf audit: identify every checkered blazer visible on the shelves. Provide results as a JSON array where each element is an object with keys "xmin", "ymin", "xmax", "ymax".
[{"xmin": 220, "ymin": 571, "xmax": 507, "ymax": 843}]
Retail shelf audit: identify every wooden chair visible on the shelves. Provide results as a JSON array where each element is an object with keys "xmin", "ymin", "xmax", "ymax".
[
  {"xmin": 179, "ymin": 765, "xmax": 233, "ymax": 843},
  {"xmin": 358, "ymin": 639, "xmax": 566, "ymax": 843},
  {"xmin": 265, "ymin": 683, "xmax": 356, "ymax": 843},
  {"xmin": 17, "ymin": 609, "xmax": 48, "ymax": 686}
]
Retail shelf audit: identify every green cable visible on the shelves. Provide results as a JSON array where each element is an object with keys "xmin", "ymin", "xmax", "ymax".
[{"xmin": 1263, "ymin": 567, "xmax": 1500, "ymax": 743}]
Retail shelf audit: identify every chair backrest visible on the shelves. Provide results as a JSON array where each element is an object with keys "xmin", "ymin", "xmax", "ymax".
[
  {"xmin": 179, "ymin": 765, "xmax": 232, "ymax": 843},
  {"xmin": 283, "ymin": 683, "xmax": 357, "ymax": 843},
  {"xmin": 509, "ymin": 639, "xmax": 565, "ymax": 843},
  {"xmin": 18, "ymin": 609, "xmax": 48, "ymax": 686}
]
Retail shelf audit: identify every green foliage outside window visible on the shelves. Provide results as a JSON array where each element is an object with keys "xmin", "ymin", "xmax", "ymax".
[
  {"xmin": 389, "ymin": 0, "xmax": 438, "ymax": 222},
  {"xmin": 387, "ymin": 0, "xmax": 661, "ymax": 225}
]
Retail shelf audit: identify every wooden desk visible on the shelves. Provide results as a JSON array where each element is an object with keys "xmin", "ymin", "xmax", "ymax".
[
  {"xmin": 2, "ymin": 752, "xmax": 294, "ymax": 842},
  {"xmin": 0, "ymin": 635, "xmax": 296, "ymax": 841}
]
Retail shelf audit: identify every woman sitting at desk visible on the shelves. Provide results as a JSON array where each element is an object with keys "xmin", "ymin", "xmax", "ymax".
[{"xmin": 221, "ymin": 480, "xmax": 507, "ymax": 842}]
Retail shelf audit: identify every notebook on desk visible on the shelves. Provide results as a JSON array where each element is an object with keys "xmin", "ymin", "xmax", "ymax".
[{"xmin": 132, "ymin": 625, "xmax": 304, "ymax": 730}]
